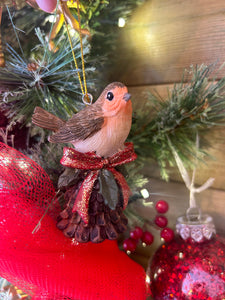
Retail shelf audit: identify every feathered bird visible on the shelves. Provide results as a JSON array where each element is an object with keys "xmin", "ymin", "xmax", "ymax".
[{"xmin": 32, "ymin": 82, "xmax": 132, "ymax": 157}]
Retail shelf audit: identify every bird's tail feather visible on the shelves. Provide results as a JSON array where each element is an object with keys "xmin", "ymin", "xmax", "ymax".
[{"xmin": 32, "ymin": 107, "xmax": 65, "ymax": 132}]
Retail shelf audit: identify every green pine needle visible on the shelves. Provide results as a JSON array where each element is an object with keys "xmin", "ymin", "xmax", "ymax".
[
  {"xmin": 0, "ymin": 28, "xmax": 98, "ymax": 124},
  {"xmin": 129, "ymin": 64, "xmax": 225, "ymax": 180}
]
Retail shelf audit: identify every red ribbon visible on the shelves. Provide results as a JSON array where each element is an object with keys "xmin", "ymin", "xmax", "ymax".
[{"xmin": 60, "ymin": 143, "xmax": 137, "ymax": 223}]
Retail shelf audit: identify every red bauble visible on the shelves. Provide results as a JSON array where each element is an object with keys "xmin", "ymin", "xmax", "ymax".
[
  {"xmin": 149, "ymin": 215, "xmax": 225, "ymax": 299},
  {"xmin": 155, "ymin": 200, "xmax": 169, "ymax": 214}
]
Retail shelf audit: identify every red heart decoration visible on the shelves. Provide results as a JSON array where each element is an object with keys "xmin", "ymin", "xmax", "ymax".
[{"xmin": 0, "ymin": 143, "xmax": 147, "ymax": 299}]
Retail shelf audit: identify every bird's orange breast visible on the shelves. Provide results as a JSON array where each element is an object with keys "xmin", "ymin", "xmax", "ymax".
[{"xmin": 72, "ymin": 101, "xmax": 132, "ymax": 157}]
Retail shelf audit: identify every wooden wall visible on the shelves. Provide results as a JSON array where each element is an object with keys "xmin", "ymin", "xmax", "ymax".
[
  {"xmin": 110, "ymin": 0, "xmax": 225, "ymax": 85},
  {"xmin": 108, "ymin": 0, "xmax": 225, "ymax": 191},
  {"xmin": 108, "ymin": 0, "xmax": 225, "ymax": 267}
]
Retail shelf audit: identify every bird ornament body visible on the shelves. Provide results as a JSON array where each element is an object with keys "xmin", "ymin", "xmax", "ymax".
[
  {"xmin": 32, "ymin": 82, "xmax": 136, "ymax": 243},
  {"xmin": 32, "ymin": 82, "xmax": 132, "ymax": 158}
]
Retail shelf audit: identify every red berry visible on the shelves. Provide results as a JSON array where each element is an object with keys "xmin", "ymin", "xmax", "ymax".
[
  {"xmin": 154, "ymin": 215, "xmax": 168, "ymax": 228},
  {"xmin": 155, "ymin": 200, "xmax": 169, "ymax": 214},
  {"xmin": 141, "ymin": 231, "xmax": 154, "ymax": 245},
  {"xmin": 130, "ymin": 226, "xmax": 143, "ymax": 240},
  {"xmin": 123, "ymin": 238, "xmax": 137, "ymax": 252},
  {"xmin": 160, "ymin": 227, "xmax": 174, "ymax": 242}
]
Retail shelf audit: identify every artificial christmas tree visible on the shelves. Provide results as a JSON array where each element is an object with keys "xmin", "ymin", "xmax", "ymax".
[{"xmin": 1, "ymin": 1, "xmax": 225, "ymax": 299}]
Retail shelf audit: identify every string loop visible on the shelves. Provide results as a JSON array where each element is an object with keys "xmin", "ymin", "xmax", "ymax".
[
  {"xmin": 60, "ymin": 0, "xmax": 92, "ymax": 103},
  {"xmin": 82, "ymin": 93, "xmax": 93, "ymax": 105}
]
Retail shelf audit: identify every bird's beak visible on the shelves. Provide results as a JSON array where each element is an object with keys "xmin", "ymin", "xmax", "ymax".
[{"xmin": 123, "ymin": 93, "xmax": 131, "ymax": 102}]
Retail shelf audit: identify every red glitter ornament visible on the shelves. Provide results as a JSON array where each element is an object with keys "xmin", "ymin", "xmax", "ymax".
[{"xmin": 148, "ymin": 214, "xmax": 225, "ymax": 300}]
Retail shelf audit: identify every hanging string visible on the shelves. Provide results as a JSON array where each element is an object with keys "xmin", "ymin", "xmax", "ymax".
[
  {"xmin": 76, "ymin": 0, "xmax": 88, "ymax": 96},
  {"xmin": 60, "ymin": 0, "xmax": 92, "ymax": 104},
  {"xmin": 60, "ymin": 0, "xmax": 84, "ymax": 94},
  {"xmin": 167, "ymin": 134, "xmax": 215, "ymax": 220}
]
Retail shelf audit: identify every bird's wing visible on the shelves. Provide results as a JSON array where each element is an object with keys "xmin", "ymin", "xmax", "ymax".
[{"xmin": 49, "ymin": 103, "xmax": 104, "ymax": 143}]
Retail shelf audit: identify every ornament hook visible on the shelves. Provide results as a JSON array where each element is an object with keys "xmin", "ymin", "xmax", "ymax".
[
  {"xmin": 82, "ymin": 93, "xmax": 93, "ymax": 105},
  {"xmin": 186, "ymin": 206, "xmax": 202, "ymax": 222}
]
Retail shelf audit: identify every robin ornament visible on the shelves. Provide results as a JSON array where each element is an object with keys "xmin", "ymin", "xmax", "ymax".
[{"xmin": 32, "ymin": 82, "xmax": 137, "ymax": 243}]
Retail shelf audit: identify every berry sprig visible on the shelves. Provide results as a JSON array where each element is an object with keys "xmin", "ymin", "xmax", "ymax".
[
  {"xmin": 123, "ymin": 200, "xmax": 174, "ymax": 254},
  {"xmin": 123, "ymin": 226, "xmax": 154, "ymax": 254}
]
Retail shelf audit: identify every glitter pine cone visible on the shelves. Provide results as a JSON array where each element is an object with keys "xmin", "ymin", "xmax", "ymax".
[{"xmin": 57, "ymin": 170, "xmax": 128, "ymax": 243}]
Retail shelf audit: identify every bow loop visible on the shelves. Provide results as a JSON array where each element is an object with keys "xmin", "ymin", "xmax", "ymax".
[
  {"xmin": 60, "ymin": 142, "xmax": 137, "ymax": 170},
  {"xmin": 60, "ymin": 143, "xmax": 137, "ymax": 223},
  {"xmin": 102, "ymin": 158, "xmax": 110, "ymax": 167}
]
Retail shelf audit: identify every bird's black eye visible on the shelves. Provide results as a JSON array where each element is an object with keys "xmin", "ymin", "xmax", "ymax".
[{"xmin": 106, "ymin": 92, "xmax": 114, "ymax": 101}]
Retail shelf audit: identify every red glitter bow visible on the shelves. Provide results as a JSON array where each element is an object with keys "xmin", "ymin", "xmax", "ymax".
[{"xmin": 60, "ymin": 142, "xmax": 137, "ymax": 223}]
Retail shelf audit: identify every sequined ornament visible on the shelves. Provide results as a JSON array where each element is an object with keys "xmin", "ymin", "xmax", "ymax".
[{"xmin": 148, "ymin": 214, "xmax": 225, "ymax": 299}]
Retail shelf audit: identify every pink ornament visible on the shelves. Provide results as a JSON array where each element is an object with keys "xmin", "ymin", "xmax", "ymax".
[
  {"xmin": 155, "ymin": 200, "xmax": 169, "ymax": 214},
  {"xmin": 149, "ymin": 214, "xmax": 225, "ymax": 299},
  {"xmin": 36, "ymin": 0, "xmax": 57, "ymax": 12}
]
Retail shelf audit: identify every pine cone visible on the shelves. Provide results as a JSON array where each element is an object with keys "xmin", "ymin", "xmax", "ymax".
[{"xmin": 57, "ymin": 171, "xmax": 128, "ymax": 243}]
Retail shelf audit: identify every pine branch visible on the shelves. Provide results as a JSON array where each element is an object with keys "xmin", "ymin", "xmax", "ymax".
[
  {"xmin": 129, "ymin": 64, "xmax": 225, "ymax": 180},
  {"xmin": 0, "ymin": 28, "xmax": 98, "ymax": 124}
]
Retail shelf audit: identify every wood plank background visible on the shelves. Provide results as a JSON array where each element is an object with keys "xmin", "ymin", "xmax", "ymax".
[
  {"xmin": 109, "ymin": 0, "xmax": 225, "ymax": 85},
  {"xmin": 108, "ymin": 0, "xmax": 225, "ymax": 191}
]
